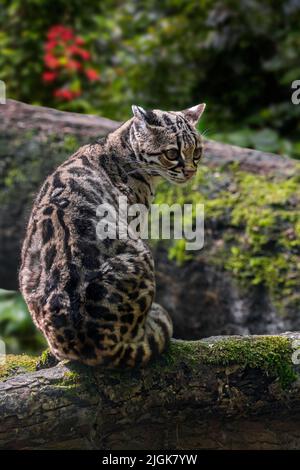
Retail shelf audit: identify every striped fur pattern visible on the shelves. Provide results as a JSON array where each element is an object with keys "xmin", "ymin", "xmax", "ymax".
[{"xmin": 19, "ymin": 104, "xmax": 206, "ymax": 367}]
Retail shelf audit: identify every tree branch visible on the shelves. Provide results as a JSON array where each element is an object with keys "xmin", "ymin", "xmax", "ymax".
[{"xmin": 0, "ymin": 334, "xmax": 300, "ymax": 450}]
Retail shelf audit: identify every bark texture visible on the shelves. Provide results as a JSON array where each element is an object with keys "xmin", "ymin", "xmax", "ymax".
[
  {"xmin": 0, "ymin": 99, "xmax": 296, "ymax": 290},
  {"xmin": 0, "ymin": 334, "xmax": 300, "ymax": 450}
]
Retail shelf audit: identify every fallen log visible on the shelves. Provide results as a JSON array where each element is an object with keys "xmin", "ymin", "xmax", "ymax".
[
  {"xmin": 0, "ymin": 99, "xmax": 296, "ymax": 290},
  {"xmin": 1, "ymin": 333, "xmax": 300, "ymax": 450}
]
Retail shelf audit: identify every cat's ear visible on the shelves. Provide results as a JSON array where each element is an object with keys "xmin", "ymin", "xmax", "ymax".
[
  {"xmin": 132, "ymin": 105, "xmax": 148, "ymax": 121},
  {"xmin": 181, "ymin": 103, "xmax": 206, "ymax": 126},
  {"xmin": 131, "ymin": 105, "xmax": 161, "ymax": 128}
]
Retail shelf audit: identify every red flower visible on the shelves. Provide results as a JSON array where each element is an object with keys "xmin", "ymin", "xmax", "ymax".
[
  {"xmin": 47, "ymin": 25, "xmax": 64, "ymax": 40},
  {"xmin": 65, "ymin": 59, "xmax": 82, "ymax": 71},
  {"xmin": 44, "ymin": 53, "xmax": 59, "ymax": 69},
  {"xmin": 47, "ymin": 25, "xmax": 74, "ymax": 41},
  {"xmin": 75, "ymin": 37, "xmax": 85, "ymax": 45},
  {"xmin": 67, "ymin": 45, "xmax": 82, "ymax": 56},
  {"xmin": 43, "ymin": 25, "xmax": 99, "ymax": 98},
  {"xmin": 45, "ymin": 40, "xmax": 57, "ymax": 51},
  {"xmin": 85, "ymin": 68, "xmax": 100, "ymax": 81},
  {"xmin": 42, "ymin": 71, "xmax": 57, "ymax": 82},
  {"xmin": 53, "ymin": 88, "xmax": 81, "ymax": 101},
  {"xmin": 75, "ymin": 48, "xmax": 91, "ymax": 60},
  {"xmin": 53, "ymin": 88, "xmax": 74, "ymax": 101},
  {"xmin": 60, "ymin": 28, "xmax": 74, "ymax": 41}
]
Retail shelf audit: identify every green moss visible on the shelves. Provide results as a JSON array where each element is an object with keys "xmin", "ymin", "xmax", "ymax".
[
  {"xmin": 38, "ymin": 349, "xmax": 51, "ymax": 366},
  {"xmin": 36, "ymin": 348, "xmax": 58, "ymax": 369},
  {"xmin": 57, "ymin": 362, "xmax": 99, "ymax": 392},
  {"xmin": 0, "ymin": 354, "xmax": 38, "ymax": 381},
  {"xmin": 54, "ymin": 371, "xmax": 81, "ymax": 391},
  {"xmin": 224, "ymin": 170, "xmax": 300, "ymax": 309},
  {"xmin": 61, "ymin": 370, "xmax": 80, "ymax": 385},
  {"xmin": 0, "ymin": 337, "xmax": 296, "ymax": 391},
  {"xmin": 63, "ymin": 135, "xmax": 79, "ymax": 153},
  {"xmin": 154, "ymin": 162, "xmax": 300, "ymax": 314},
  {"xmin": 161, "ymin": 336, "xmax": 297, "ymax": 388},
  {"xmin": 204, "ymin": 336, "xmax": 297, "ymax": 388},
  {"xmin": 162, "ymin": 340, "xmax": 202, "ymax": 368},
  {"xmin": 4, "ymin": 167, "xmax": 27, "ymax": 187}
]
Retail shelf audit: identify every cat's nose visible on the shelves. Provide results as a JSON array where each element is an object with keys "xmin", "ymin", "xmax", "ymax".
[{"xmin": 183, "ymin": 168, "xmax": 196, "ymax": 179}]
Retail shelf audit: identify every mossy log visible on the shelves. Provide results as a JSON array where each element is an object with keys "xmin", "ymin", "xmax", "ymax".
[
  {"xmin": 1, "ymin": 334, "xmax": 300, "ymax": 450},
  {"xmin": 0, "ymin": 99, "xmax": 296, "ymax": 291}
]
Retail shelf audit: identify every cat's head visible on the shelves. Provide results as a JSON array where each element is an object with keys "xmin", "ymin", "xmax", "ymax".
[{"xmin": 130, "ymin": 104, "xmax": 206, "ymax": 184}]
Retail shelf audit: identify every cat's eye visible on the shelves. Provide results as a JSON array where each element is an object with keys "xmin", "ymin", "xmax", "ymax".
[
  {"xmin": 193, "ymin": 147, "xmax": 202, "ymax": 161},
  {"xmin": 164, "ymin": 149, "xmax": 179, "ymax": 161}
]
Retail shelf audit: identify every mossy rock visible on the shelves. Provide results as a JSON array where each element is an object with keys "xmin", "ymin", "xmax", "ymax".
[{"xmin": 154, "ymin": 162, "xmax": 300, "ymax": 317}]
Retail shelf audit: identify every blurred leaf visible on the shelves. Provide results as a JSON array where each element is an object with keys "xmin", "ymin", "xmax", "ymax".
[{"xmin": 0, "ymin": 289, "xmax": 46, "ymax": 354}]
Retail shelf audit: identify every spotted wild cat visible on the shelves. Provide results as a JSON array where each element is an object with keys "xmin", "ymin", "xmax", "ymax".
[{"xmin": 19, "ymin": 103, "xmax": 206, "ymax": 367}]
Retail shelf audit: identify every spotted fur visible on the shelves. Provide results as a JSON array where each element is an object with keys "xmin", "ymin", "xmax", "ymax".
[{"xmin": 19, "ymin": 104, "xmax": 206, "ymax": 367}]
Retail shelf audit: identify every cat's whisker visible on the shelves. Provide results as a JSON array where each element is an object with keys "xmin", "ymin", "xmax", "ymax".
[{"xmin": 201, "ymin": 127, "xmax": 213, "ymax": 138}]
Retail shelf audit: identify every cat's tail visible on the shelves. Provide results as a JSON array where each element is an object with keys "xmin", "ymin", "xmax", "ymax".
[
  {"xmin": 83, "ymin": 302, "xmax": 173, "ymax": 368},
  {"xmin": 116, "ymin": 302, "xmax": 173, "ymax": 368},
  {"xmin": 46, "ymin": 302, "xmax": 173, "ymax": 368}
]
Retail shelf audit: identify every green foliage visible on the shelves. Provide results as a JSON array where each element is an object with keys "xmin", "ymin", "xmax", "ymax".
[{"xmin": 0, "ymin": 290, "xmax": 45, "ymax": 354}]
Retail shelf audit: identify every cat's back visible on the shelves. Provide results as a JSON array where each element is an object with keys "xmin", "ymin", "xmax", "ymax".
[{"xmin": 19, "ymin": 143, "xmax": 108, "ymax": 303}]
